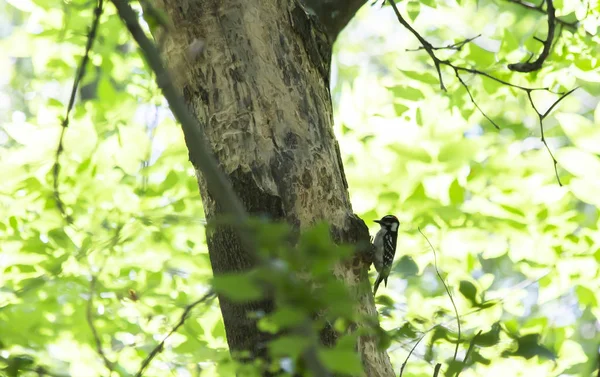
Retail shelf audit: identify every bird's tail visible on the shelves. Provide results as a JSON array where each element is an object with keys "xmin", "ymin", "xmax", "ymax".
[{"xmin": 373, "ymin": 274, "xmax": 388, "ymax": 296}]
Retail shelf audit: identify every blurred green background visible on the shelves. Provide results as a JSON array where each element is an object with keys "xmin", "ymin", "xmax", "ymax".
[{"xmin": 1, "ymin": 0, "xmax": 599, "ymax": 376}]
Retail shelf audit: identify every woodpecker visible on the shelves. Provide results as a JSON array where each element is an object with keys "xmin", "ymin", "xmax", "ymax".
[{"xmin": 372, "ymin": 214, "xmax": 399, "ymax": 295}]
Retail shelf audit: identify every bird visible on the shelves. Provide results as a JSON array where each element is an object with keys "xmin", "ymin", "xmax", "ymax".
[{"xmin": 372, "ymin": 214, "xmax": 399, "ymax": 295}]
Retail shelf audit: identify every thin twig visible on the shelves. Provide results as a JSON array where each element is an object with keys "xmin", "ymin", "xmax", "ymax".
[
  {"xmin": 452, "ymin": 68, "xmax": 500, "ymax": 129},
  {"xmin": 399, "ymin": 333, "xmax": 427, "ymax": 377},
  {"xmin": 135, "ymin": 291, "xmax": 216, "ymax": 377},
  {"xmin": 418, "ymin": 228, "xmax": 461, "ymax": 363},
  {"xmin": 508, "ymin": 0, "xmax": 556, "ymax": 72},
  {"xmin": 455, "ymin": 330, "xmax": 482, "ymax": 377},
  {"xmin": 406, "ymin": 35, "xmax": 482, "ymax": 52},
  {"xmin": 86, "ymin": 275, "xmax": 114, "ymax": 373},
  {"xmin": 387, "ymin": 0, "xmax": 446, "ymax": 90},
  {"xmin": 525, "ymin": 86, "xmax": 578, "ymax": 186},
  {"xmin": 433, "ymin": 363, "xmax": 442, "ymax": 377},
  {"xmin": 53, "ymin": 0, "xmax": 104, "ymax": 225}
]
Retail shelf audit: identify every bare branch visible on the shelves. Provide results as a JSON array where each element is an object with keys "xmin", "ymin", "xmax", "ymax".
[
  {"xmin": 526, "ymin": 86, "xmax": 578, "ymax": 186},
  {"xmin": 387, "ymin": 0, "xmax": 446, "ymax": 90},
  {"xmin": 452, "ymin": 68, "xmax": 500, "ymax": 129},
  {"xmin": 406, "ymin": 35, "xmax": 482, "ymax": 52},
  {"xmin": 386, "ymin": 0, "xmax": 577, "ymax": 184},
  {"xmin": 135, "ymin": 291, "xmax": 216, "ymax": 377},
  {"xmin": 418, "ymin": 228, "xmax": 461, "ymax": 363},
  {"xmin": 53, "ymin": 0, "xmax": 104, "ymax": 226},
  {"xmin": 508, "ymin": 0, "xmax": 556, "ymax": 72}
]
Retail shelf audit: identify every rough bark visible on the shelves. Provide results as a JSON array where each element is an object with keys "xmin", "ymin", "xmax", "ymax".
[{"xmin": 156, "ymin": 0, "xmax": 392, "ymax": 375}]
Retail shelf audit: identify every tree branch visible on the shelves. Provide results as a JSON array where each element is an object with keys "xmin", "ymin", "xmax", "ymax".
[
  {"xmin": 399, "ymin": 333, "xmax": 427, "ymax": 377},
  {"xmin": 406, "ymin": 35, "xmax": 482, "ymax": 52},
  {"xmin": 387, "ymin": 0, "xmax": 445, "ymax": 90},
  {"xmin": 386, "ymin": 0, "xmax": 577, "ymax": 184},
  {"xmin": 53, "ymin": 0, "xmax": 104, "ymax": 226},
  {"xmin": 507, "ymin": 0, "xmax": 556, "ymax": 72}
]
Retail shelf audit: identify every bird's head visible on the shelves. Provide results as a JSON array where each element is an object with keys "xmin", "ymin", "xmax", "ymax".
[{"xmin": 374, "ymin": 214, "xmax": 399, "ymax": 231}]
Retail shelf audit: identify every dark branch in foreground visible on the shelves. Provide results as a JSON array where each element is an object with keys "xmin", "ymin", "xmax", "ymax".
[
  {"xmin": 385, "ymin": 0, "xmax": 577, "ymax": 184},
  {"xmin": 418, "ymin": 228, "xmax": 461, "ymax": 363},
  {"xmin": 135, "ymin": 291, "xmax": 216, "ymax": 377},
  {"xmin": 53, "ymin": 0, "xmax": 104, "ymax": 226},
  {"xmin": 507, "ymin": 0, "xmax": 556, "ymax": 72}
]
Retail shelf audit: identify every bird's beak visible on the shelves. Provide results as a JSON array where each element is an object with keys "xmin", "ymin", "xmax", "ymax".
[{"xmin": 374, "ymin": 220, "xmax": 382, "ymax": 224}]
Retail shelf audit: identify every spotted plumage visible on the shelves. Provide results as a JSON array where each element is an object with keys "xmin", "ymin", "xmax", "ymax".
[{"xmin": 372, "ymin": 214, "xmax": 399, "ymax": 295}]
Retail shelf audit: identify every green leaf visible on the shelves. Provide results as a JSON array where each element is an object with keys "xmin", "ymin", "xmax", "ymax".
[
  {"xmin": 97, "ymin": 77, "xmax": 117, "ymax": 104},
  {"xmin": 213, "ymin": 273, "xmax": 263, "ymax": 302},
  {"xmin": 389, "ymin": 85, "xmax": 425, "ymax": 101},
  {"xmin": 268, "ymin": 335, "xmax": 309, "ymax": 358},
  {"xmin": 160, "ymin": 171, "xmax": 180, "ymax": 191},
  {"xmin": 466, "ymin": 43, "xmax": 496, "ymax": 68},
  {"xmin": 407, "ymin": 1, "xmax": 420, "ymax": 22},
  {"xmin": 449, "ymin": 179, "xmax": 464, "ymax": 205},
  {"xmin": 557, "ymin": 113, "xmax": 600, "ymax": 154},
  {"xmin": 318, "ymin": 347, "xmax": 363, "ymax": 374},
  {"xmin": 459, "ymin": 280, "xmax": 479, "ymax": 306},
  {"xmin": 394, "ymin": 255, "xmax": 419, "ymax": 277},
  {"xmin": 402, "ymin": 70, "xmax": 440, "ymax": 85},
  {"xmin": 503, "ymin": 334, "xmax": 556, "ymax": 360},
  {"xmin": 474, "ymin": 323, "xmax": 501, "ymax": 347},
  {"xmin": 575, "ymin": 285, "xmax": 597, "ymax": 307},
  {"xmin": 394, "ymin": 102, "xmax": 409, "ymax": 116},
  {"xmin": 556, "ymin": 147, "xmax": 600, "ymax": 178},
  {"xmin": 260, "ymin": 306, "xmax": 306, "ymax": 332}
]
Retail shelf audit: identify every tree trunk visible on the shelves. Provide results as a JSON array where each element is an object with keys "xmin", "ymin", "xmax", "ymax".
[{"xmin": 156, "ymin": 0, "xmax": 393, "ymax": 375}]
